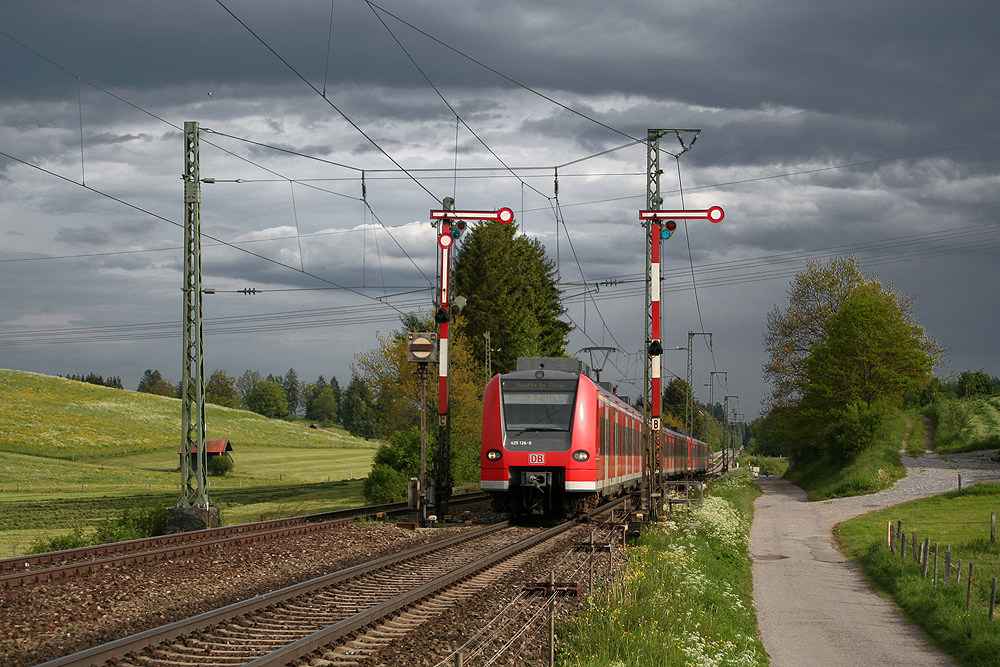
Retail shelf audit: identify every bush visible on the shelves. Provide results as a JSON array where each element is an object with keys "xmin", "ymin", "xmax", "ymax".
[
  {"xmin": 824, "ymin": 401, "xmax": 892, "ymax": 460},
  {"xmin": 92, "ymin": 506, "xmax": 166, "ymax": 543},
  {"xmin": 31, "ymin": 526, "xmax": 89, "ymax": 554},
  {"xmin": 209, "ymin": 455, "xmax": 234, "ymax": 476},
  {"xmin": 362, "ymin": 463, "xmax": 409, "ymax": 504}
]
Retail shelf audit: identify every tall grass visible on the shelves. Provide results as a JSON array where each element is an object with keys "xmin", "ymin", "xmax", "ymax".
[{"xmin": 558, "ymin": 470, "xmax": 767, "ymax": 667}]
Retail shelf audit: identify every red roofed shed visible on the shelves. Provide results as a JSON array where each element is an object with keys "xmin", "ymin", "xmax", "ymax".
[{"xmin": 178, "ymin": 438, "xmax": 234, "ymax": 468}]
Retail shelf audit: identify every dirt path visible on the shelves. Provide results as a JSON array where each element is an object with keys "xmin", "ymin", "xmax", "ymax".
[{"xmin": 750, "ymin": 449, "xmax": 1000, "ymax": 667}]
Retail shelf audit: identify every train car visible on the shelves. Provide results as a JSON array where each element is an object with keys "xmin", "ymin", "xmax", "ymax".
[{"xmin": 481, "ymin": 358, "xmax": 709, "ymax": 517}]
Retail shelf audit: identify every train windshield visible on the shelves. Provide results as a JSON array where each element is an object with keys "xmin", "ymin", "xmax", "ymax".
[{"xmin": 501, "ymin": 379, "xmax": 577, "ymax": 433}]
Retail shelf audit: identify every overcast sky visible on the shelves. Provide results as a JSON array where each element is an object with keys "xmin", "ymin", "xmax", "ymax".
[{"xmin": 2, "ymin": 0, "xmax": 998, "ymax": 419}]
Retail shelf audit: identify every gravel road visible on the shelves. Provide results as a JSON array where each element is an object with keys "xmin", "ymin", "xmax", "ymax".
[{"xmin": 750, "ymin": 447, "xmax": 1000, "ymax": 667}]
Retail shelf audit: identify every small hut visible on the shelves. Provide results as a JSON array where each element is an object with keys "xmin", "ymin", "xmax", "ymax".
[{"xmin": 178, "ymin": 438, "xmax": 234, "ymax": 469}]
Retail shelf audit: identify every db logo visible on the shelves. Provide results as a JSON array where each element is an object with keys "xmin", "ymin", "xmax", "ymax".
[{"xmin": 529, "ymin": 453, "xmax": 545, "ymax": 465}]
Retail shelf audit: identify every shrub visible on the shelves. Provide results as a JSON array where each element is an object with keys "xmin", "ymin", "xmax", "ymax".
[
  {"xmin": 31, "ymin": 526, "xmax": 89, "ymax": 554},
  {"xmin": 362, "ymin": 463, "xmax": 408, "ymax": 504},
  {"xmin": 92, "ymin": 506, "xmax": 166, "ymax": 543},
  {"xmin": 209, "ymin": 455, "xmax": 234, "ymax": 476}
]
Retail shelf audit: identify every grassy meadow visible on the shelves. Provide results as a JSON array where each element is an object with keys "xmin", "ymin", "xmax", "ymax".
[
  {"xmin": 925, "ymin": 397, "xmax": 1000, "ymax": 455},
  {"xmin": 0, "ymin": 370, "xmax": 379, "ymax": 557},
  {"xmin": 836, "ymin": 483, "xmax": 1000, "ymax": 666}
]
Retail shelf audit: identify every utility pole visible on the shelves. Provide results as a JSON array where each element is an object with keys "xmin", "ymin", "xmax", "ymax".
[
  {"xmin": 406, "ymin": 332, "xmax": 437, "ymax": 524},
  {"xmin": 171, "ymin": 121, "xmax": 218, "ymax": 532},
  {"xmin": 724, "ymin": 395, "xmax": 738, "ymax": 472},
  {"xmin": 686, "ymin": 332, "xmax": 712, "ymax": 436},
  {"xmin": 429, "ymin": 202, "xmax": 513, "ymax": 518},
  {"xmin": 639, "ymin": 129, "xmax": 723, "ymax": 517}
]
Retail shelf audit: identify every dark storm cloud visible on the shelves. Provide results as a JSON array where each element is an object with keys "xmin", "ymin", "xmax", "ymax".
[{"xmin": 2, "ymin": 0, "xmax": 999, "ymax": 415}]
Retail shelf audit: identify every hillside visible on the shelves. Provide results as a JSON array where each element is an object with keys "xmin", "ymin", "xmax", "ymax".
[
  {"xmin": 0, "ymin": 369, "xmax": 377, "ymax": 490},
  {"xmin": 0, "ymin": 369, "xmax": 369, "ymax": 457}
]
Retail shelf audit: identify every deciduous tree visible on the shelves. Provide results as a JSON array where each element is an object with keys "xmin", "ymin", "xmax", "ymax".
[
  {"xmin": 244, "ymin": 380, "xmax": 288, "ymax": 419},
  {"xmin": 206, "ymin": 370, "xmax": 240, "ymax": 408}
]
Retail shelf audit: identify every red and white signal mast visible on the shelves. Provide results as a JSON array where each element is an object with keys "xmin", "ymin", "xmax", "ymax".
[
  {"xmin": 640, "ymin": 129, "xmax": 724, "ymax": 517},
  {"xmin": 429, "ymin": 199, "xmax": 514, "ymax": 515}
]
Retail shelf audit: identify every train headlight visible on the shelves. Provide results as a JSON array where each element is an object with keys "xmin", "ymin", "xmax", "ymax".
[
  {"xmin": 572, "ymin": 450, "xmax": 590, "ymax": 462},
  {"xmin": 486, "ymin": 449, "xmax": 503, "ymax": 461}
]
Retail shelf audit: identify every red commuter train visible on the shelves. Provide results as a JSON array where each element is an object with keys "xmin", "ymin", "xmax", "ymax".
[{"xmin": 480, "ymin": 358, "xmax": 709, "ymax": 517}]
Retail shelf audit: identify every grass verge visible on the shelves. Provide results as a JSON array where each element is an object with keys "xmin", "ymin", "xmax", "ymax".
[
  {"xmin": 783, "ymin": 412, "xmax": 907, "ymax": 500},
  {"xmin": 0, "ymin": 480, "xmax": 367, "ymax": 557},
  {"xmin": 835, "ymin": 482, "xmax": 1000, "ymax": 666},
  {"xmin": 557, "ymin": 469, "xmax": 767, "ymax": 667}
]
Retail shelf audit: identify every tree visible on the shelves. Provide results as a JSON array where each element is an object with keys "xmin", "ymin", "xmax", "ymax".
[
  {"xmin": 305, "ymin": 385, "xmax": 339, "ymax": 424},
  {"xmin": 341, "ymin": 375, "xmax": 377, "ymax": 440},
  {"xmin": 354, "ymin": 314, "xmax": 485, "ymax": 485},
  {"xmin": 281, "ymin": 368, "xmax": 303, "ymax": 416},
  {"xmin": 803, "ymin": 285, "xmax": 938, "ymax": 411},
  {"xmin": 452, "ymin": 220, "xmax": 571, "ymax": 376},
  {"xmin": 955, "ymin": 370, "xmax": 993, "ymax": 398},
  {"xmin": 245, "ymin": 380, "xmax": 289, "ymax": 418},
  {"xmin": 236, "ymin": 370, "xmax": 263, "ymax": 406},
  {"xmin": 206, "ymin": 370, "xmax": 240, "ymax": 408},
  {"xmin": 793, "ymin": 283, "xmax": 938, "ymax": 459},
  {"xmin": 137, "ymin": 369, "xmax": 175, "ymax": 397},
  {"xmin": 763, "ymin": 255, "xmax": 943, "ymax": 410},
  {"xmin": 763, "ymin": 257, "xmax": 870, "ymax": 410}
]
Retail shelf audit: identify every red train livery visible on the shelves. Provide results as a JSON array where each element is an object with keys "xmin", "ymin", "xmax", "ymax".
[{"xmin": 481, "ymin": 358, "xmax": 708, "ymax": 517}]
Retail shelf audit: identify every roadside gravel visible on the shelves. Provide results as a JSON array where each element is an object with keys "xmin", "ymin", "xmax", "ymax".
[{"xmin": 751, "ymin": 448, "xmax": 1000, "ymax": 667}]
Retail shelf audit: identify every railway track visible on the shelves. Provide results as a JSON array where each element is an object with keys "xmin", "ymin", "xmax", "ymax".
[
  {"xmin": 34, "ymin": 518, "xmax": 584, "ymax": 667},
  {"xmin": 0, "ymin": 493, "xmax": 487, "ymax": 589}
]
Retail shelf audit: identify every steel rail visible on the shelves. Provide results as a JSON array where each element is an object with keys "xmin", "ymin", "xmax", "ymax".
[
  {"xmin": 1, "ymin": 492, "xmax": 488, "ymax": 588},
  {"xmin": 32, "ymin": 521, "xmax": 510, "ymax": 667},
  {"xmin": 242, "ymin": 517, "xmax": 578, "ymax": 667}
]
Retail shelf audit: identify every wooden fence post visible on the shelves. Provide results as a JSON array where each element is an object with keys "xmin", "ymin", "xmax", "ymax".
[
  {"xmin": 913, "ymin": 533, "xmax": 920, "ymax": 564},
  {"xmin": 991, "ymin": 512, "xmax": 996, "ymax": 544},
  {"xmin": 957, "ymin": 560, "xmax": 963, "ymax": 586},
  {"xmin": 945, "ymin": 547, "xmax": 951, "ymax": 583},
  {"xmin": 922, "ymin": 539, "xmax": 930, "ymax": 579},
  {"xmin": 967, "ymin": 563, "xmax": 975, "ymax": 610},
  {"xmin": 933, "ymin": 543, "xmax": 939, "ymax": 586},
  {"xmin": 901, "ymin": 533, "xmax": 907, "ymax": 559},
  {"xmin": 888, "ymin": 521, "xmax": 895, "ymax": 554},
  {"xmin": 991, "ymin": 578, "xmax": 997, "ymax": 621}
]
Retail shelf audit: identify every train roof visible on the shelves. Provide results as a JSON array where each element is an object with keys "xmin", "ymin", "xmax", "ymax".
[{"xmin": 515, "ymin": 357, "xmax": 591, "ymax": 376}]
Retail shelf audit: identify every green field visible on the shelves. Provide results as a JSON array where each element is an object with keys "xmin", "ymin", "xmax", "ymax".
[
  {"xmin": 0, "ymin": 369, "xmax": 379, "ymax": 557},
  {"xmin": 836, "ymin": 483, "xmax": 1000, "ymax": 665},
  {"xmin": 926, "ymin": 397, "xmax": 1000, "ymax": 454}
]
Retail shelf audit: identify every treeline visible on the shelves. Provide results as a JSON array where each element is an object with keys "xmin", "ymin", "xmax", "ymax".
[
  {"xmin": 129, "ymin": 368, "xmax": 350, "ymax": 427},
  {"xmin": 927, "ymin": 369, "xmax": 1000, "ymax": 400},
  {"xmin": 61, "ymin": 373, "xmax": 124, "ymax": 389}
]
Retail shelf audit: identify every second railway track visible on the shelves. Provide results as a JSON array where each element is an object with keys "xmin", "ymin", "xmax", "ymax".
[{"xmin": 34, "ymin": 518, "xmax": 587, "ymax": 667}]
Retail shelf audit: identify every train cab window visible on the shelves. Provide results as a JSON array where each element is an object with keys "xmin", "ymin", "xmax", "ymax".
[
  {"xmin": 503, "ymin": 391, "xmax": 574, "ymax": 431},
  {"xmin": 500, "ymin": 378, "xmax": 577, "ymax": 451}
]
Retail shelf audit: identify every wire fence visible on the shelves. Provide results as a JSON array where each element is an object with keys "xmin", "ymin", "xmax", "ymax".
[{"xmin": 888, "ymin": 514, "xmax": 999, "ymax": 620}]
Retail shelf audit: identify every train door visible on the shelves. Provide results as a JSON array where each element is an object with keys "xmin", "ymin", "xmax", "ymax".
[{"xmin": 602, "ymin": 405, "xmax": 610, "ymax": 486}]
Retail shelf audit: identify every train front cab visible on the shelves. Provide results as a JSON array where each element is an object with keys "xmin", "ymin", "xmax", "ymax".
[{"xmin": 481, "ymin": 370, "xmax": 590, "ymax": 516}]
